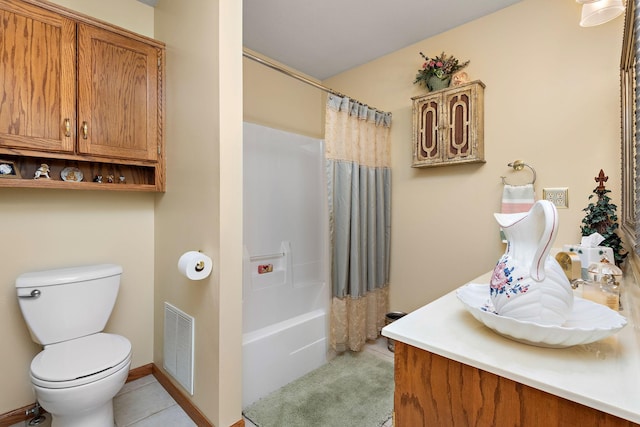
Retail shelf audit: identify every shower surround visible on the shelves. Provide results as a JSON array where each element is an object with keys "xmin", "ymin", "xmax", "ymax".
[{"xmin": 242, "ymin": 122, "xmax": 329, "ymax": 408}]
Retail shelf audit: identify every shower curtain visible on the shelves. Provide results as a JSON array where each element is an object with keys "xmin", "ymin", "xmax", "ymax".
[{"xmin": 325, "ymin": 94, "xmax": 392, "ymax": 352}]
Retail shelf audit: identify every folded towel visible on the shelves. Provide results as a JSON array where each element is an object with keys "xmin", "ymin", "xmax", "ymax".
[
  {"xmin": 501, "ymin": 184, "xmax": 535, "ymax": 214},
  {"xmin": 500, "ymin": 184, "xmax": 535, "ymax": 242}
]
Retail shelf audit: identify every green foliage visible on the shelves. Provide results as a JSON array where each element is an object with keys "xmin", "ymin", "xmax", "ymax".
[
  {"xmin": 581, "ymin": 186, "xmax": 628, "ymax": 266},
  {"xmin": 414, "ymin": 51, "xmax": 469, "ymax": 88}
]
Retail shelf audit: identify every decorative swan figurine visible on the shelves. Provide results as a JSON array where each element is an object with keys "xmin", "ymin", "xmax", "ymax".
[{"xmin": 490, "ymin": 200, "xmax": 574, "ymax": 326}]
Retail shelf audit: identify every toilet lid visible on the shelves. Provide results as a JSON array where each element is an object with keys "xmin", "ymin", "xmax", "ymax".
[{"xmin": 31, "ymin": 333, "xmax": 131, "ymax": 383}]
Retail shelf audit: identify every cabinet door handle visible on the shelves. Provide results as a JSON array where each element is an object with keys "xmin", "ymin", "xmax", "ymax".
[
  {"xmin": 81, "ymin": 121, "xmax": 88, "ymax": 139},
  {"xmin": 63, "ymin": 119, "xmax": 71, "ymax": 137}
]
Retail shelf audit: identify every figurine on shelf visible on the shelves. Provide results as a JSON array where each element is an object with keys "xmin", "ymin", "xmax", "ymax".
[
  {"xmin": 94, "ymin": 175, "xmax": 103, "ymax": 183},
  {"xmin": 106, "ymin": 174, "xmax": 115, "ymax": 183},
  {"xmin": 452, "ymin": 71, "xmax": 470, "ymax": 87},
  {"xmin": 118, "ymin": 175, "xmax": 126, "ymax": 184},
  {"xmin": 33, "ymin": 164, "xmax": 51, "ymax": 179}
]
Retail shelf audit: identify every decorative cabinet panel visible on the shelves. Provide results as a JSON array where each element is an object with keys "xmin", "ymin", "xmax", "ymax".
[
  {"xmin": 0, "ymin": 0, "xmax": 165, "ymax": 191},
  {"xmin": 412, "ymin": 80, "xmax": 485, "ymax": 168},
  {"xmin": 77, "ymin": 24, "xmax": 159, "ymax": 162},
  {"xmin": 0, "ymin": 0, "xmax": 76, "ymax": 153}
]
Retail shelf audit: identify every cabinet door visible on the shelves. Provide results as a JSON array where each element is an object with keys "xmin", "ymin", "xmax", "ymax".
[
  {"xmin": 443, "ymin": 85, "xmax": 478, "ymax": 162},
  {"xmin": 413, "ymin": 94, "xmax": 442, "ymax": 164},
  {"xmin": 0, "ymin": 0, "xmax": 75, "ymax": 153},
  {"xmin": 77, "ymin": 24, "xmax": 158, "ymax": 161}
]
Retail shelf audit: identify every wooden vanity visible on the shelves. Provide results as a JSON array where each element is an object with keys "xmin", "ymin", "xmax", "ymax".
[{"xmin": 383, "ymin": 273, "xmax": 640, "ymax": 426}]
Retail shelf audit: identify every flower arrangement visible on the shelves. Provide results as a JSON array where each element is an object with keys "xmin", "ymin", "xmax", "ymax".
[{"xmin": 414, "ymin": 51, "xmax": 470, "ymax": 89}]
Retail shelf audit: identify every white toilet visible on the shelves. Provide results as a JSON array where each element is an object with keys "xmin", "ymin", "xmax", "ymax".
[{"xmin": 16, "ymin": 264, "xmax": 132, "ymax": 427}]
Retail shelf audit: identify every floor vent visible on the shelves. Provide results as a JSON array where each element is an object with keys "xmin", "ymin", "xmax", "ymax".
[{"xmin": 163, "ymin": 302, "xmax": 195, "ymax": 395}]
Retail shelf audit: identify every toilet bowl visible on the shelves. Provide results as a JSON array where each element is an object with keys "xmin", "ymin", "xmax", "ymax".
[
  {"xmin": 16, "ymin": 264, "xmax": 131, "ymax": 427},
  {"xmin": 31, "ymin": 333, "xmax": 132, "ymax": 427}
]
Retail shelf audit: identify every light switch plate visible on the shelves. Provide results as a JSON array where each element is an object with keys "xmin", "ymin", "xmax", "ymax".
[{"xmin": 543, "ymin": 187, "xmax": 569, "ymax": 208}]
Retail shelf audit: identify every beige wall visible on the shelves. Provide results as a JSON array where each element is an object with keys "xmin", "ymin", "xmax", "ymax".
[
  {"xmin": 52, "ymin": 0, "xmax": 155, "ymax": 38},
  {"xmin": 243, "ymin": 50, "xmax": 325, "ymax": 139},
  {"xmin": 324, "ymin": 0, "xmax": 624, "ymax": 312},
  {"xmin": 0, "ymin": 1, "xmax": 156, "ymax": 414},
  {"xmin": 154, "ymin": 0, "xmax": 243, "ymax": 425}
]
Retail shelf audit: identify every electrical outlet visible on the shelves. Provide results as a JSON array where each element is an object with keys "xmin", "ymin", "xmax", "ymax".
[{"xmin": 543, "ymin": 187, "xmax": 569, "ymax": 208}]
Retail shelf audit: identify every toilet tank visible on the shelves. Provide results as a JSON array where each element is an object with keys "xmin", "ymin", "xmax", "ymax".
[{"xmin": 16, "ymin": 264, "xmax": 123, "ymax": 346}]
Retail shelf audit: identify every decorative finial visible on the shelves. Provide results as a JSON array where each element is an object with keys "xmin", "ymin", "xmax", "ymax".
[{"xmin": 595, "ymin": 169, "xmax": 608, "ymax": 191}]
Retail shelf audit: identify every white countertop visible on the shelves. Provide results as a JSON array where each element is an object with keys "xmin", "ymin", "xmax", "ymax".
[{"xmin": 382, "ymin": 272, "xmax": 640, "ymax": 424}]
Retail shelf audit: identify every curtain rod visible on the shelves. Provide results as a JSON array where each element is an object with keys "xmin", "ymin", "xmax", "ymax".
[
  {"xmin": 243, "ymin": 50, "xmax": 346, "ymax": 98},
  {"xmin": 243, "ymin": 50, "xmax": 389, "ymax": 115}
]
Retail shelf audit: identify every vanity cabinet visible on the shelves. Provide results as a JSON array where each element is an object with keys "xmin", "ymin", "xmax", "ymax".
[
  {"xmin": 0, "ymin": 0, "xmax": 165, "ymax": 191},
  {"xmin": 394, "ymin": 342, "xmax": 639, "ymax": 427},
  {"xmin": 411, "ymin": 80, "xmax": 485, "ymax": 168}
]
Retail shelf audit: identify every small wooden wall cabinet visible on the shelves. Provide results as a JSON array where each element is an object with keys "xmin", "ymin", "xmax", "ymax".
[
  {"xmin": 411, "ymin": 80, "xmax": 485, "ymax": 168},
  {"xmin": 0, "ymin": 0, "xmax": 165, "ymax": 191}
]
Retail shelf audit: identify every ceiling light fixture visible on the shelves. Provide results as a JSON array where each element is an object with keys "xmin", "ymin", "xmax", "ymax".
[{"xmin": 579, "ymin": 0, "xmax": 625, "ymax": 27}]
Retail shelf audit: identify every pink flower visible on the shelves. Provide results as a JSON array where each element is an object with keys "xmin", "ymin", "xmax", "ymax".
[
  {"xmin": 490, "ymin": 262, "xmax": 509, "ymax": 292},
  {"xmin": 436, "ymin": 61, "xmax": 443, "ymax": 67}
]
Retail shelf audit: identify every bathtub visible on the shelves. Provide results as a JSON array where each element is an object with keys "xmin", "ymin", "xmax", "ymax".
[
  {"xmin": 242, "ymin": 308, "xmax": 327, "ymax": 407},
  {"xmin": 241, "ymin": 241, "xmax": 329, "ymax": 407}
]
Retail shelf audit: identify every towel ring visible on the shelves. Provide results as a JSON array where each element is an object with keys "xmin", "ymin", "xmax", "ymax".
[{"xmin": 500, "ymin": 160, "xmax": 536, "ymax": 185}]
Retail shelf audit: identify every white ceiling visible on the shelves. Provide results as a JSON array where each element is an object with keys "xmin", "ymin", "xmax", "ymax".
[{"xmin": 243, "ymin": 0, "xmax": 523, "ymax": 80}]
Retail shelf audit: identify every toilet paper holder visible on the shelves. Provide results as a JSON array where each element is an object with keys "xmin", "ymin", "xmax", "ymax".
[
  {"xmin": 194, "ymin": 249, "xmax": 206, "ymax": 271},
  {"xmin": 178, "ymin": 250, "xmax": 213, "ymax": 280}
]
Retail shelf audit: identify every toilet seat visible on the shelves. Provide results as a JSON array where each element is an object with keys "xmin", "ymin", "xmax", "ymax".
[{"xmin": 31, "ymin": 333, "xmax": 131, "ymax": 389}]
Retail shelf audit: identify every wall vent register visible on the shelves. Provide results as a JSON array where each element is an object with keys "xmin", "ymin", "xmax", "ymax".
[{"xmin": 163, "ymin": 302, "xmax": 194, "ymax": 395}]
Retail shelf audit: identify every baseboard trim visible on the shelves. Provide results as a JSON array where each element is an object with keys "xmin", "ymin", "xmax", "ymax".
[
  {"xmin": 127, "ymin": 363, "xmax": 154, "ymax": 382},
  {"xmin": 151, "ymin": 364, "xmax": 215, "ymax": 427},
  {"xmin": 0, "ymin": 403, "xmax": 38, "ymax": 427},
  {"xmin": 0, "ymin": 363, "xmax": 244, "ymax": 427}
]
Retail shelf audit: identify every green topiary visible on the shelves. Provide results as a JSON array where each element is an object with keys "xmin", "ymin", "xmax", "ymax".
[{"xmin": 580, "ymin": 170, "xmax": 628, "ymax": 266}]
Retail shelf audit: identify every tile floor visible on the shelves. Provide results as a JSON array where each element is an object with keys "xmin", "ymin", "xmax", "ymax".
[{"xmin": 14, "ymin": 337, "xmax": 394, "ymax": 427}]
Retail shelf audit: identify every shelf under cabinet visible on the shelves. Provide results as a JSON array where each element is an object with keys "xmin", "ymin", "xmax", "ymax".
[{"xmin": 0, "ymin": 154, "xmax": 162, "ymax": 192}]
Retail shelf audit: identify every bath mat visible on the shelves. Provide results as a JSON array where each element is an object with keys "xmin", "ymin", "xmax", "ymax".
[{"xmin": 243, "ymin": 351, "xmax": 394, "ymax": 427}]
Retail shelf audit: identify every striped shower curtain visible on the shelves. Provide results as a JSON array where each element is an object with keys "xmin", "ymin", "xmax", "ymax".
[{"xmin": 325, "ymin": 94, "xmax": 392, "ymax": 352}]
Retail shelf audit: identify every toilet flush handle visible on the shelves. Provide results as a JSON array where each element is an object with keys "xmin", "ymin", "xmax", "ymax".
[{"xmin": 19, "ymin": 289, "xmax": 41, "ymax": 299}]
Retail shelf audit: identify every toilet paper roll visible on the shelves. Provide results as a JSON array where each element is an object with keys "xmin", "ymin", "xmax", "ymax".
[{"xmin": 178, "ymin": 251, "xmax": 212, "ymax": 280}]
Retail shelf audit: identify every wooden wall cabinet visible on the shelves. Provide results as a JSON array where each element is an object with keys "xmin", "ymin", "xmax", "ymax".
[
  {"xmin": 0, "ymin": 0, "xmax": 165, "ymax": 191},
  {"xmin": 411, "ymin": 80, "xmax": 485, "ymax": 168}
]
